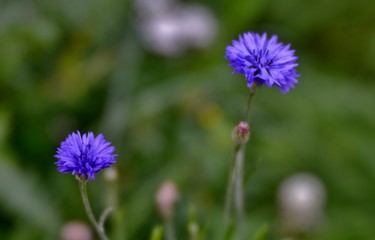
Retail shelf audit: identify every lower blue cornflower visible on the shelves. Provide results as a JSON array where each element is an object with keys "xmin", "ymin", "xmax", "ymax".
[{"xmin": 55, "ymin": 131, "xmax": 116, "ymax": 180}]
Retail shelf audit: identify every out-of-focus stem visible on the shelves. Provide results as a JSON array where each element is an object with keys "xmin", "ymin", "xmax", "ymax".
[
  {"xmin": 99, "ymin": 207, "xmax": 114, "ymax": 230},
  {"xmin": 234, "ymin": 143, "xmax": 245, "ymax": 240},
  {"xmin": 245, "ymin": 83, "xmax": 257, "ymax": 123},
  {"xmin": 164, "ymin": 217, "xmax": 176, "ymax": 240},
  {"xmin": 79, "ymin": 180, "xmax": 108, "ymax": 240},
  {"xmin": 224, "ymin": 144, "xmax": 240, "ymax": 227},
  {"xmin": 225, "ymin": 83, "xmax": 257, "ymax": 240}
]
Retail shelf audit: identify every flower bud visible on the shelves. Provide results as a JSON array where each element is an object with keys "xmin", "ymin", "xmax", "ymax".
[
  {"xmin": 61, "ymin": 221, "xmax": 92, "ymax": 240},
  {"xmin": 155, "ymin": 180, "xmax": 179, "ymax": 218},
  {"xmin": 232, "ymin": 121, "xmax": 250, "ymax": 144},
  {"xmin": 103, "ymin": 168, "xmax": 118, "ymax": 182}
]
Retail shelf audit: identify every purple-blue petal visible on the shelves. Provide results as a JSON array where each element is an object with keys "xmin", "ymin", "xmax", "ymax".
[
  {"xmin": 54, "ymin": 131, "xmax": 117, "ymax": 181},
  {"xmin": 225, "ymin": 32, "xmax": 299, "ymax": 93}
]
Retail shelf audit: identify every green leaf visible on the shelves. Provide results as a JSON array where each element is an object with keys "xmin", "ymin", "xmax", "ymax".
[
  {"xmin": 0, "ymin": 157, "xmax": 61, "ymax": 234},
  {"xmin": 150, "ymin": 225, "xmax": 163, "ymax": 240},
  {"xmin": 252, "ymin": 224, "xmax": 269, "ymax": 240},
  {"xmin": 224, "ymin": 221, "xmax": 235, "ymax": 240}
]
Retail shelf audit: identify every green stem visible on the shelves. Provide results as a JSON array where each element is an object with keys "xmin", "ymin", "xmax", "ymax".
[
  {"xmin": 234, "ymin": 144, "xmax": 245, "ymax": 240},
  {"xmin": 164, "ymin": 217, "xmax": 176, "ymax": 240},
  {"xmin": 224, "ymin": 144, "xmax": 240, "ymax": 227},
  {"xmin": 225, "ymin": 83, "xmax": 257, "ymax": 239},
  {"xmin": 79, "ymin": 180, "xmax": 108, "ymax": 240},
  {"xmin": 99, "ymin": 207, "xmax": 114, "ymax": 230},
  {"xmin": 245, "ymin": 83, "xmax": 257, "ymax": 123}
]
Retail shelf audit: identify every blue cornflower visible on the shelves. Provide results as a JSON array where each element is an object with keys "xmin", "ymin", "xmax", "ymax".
[
  {"xmin": 55, "ymin": 131, "xmax": 116, "ymax": 180},
  {"xmin": 225, "ymin": 32, "xmax": 299, "ymax": 93}
]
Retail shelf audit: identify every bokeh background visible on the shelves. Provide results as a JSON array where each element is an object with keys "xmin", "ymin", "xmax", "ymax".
[{"xmin": 0, "ymin": 0, "xmax": 375, "ymax": 239}]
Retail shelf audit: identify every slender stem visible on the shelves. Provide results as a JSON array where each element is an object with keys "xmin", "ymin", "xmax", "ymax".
[
  {"xmin": 79, "ymin": 180, "xmax": 108, "ymax": 240},
  {"xmin": 99, "ymin": 207, "xmax": 114, "ymax": 230},
  {"xmin": 225, "ymin": 83, "xmax": 257, "ymax": 239},
  {"xmin": 224, "ymin": 144, "xmax": 240, "ymax": 227},
  {"xmin": 245, "ymin": 83, "xmax": 257, "ymax": 123},
  {"xmin": 234, "ymin": 144, "xmax": 245, "ymax": 240},
  {"xmin": 164, "ymin": 217, "xmax": 176, "ymax": 240}
]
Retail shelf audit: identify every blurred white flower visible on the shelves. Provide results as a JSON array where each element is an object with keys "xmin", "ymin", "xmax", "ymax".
[
  {"xmin": 175, "ymin": 4, "xmax": 217, "ymax": 48},
  {"xmin": 139, "ymin": 14, "xmax": 183, "ymax": 56},
  {"xmin": 133, "ymin": 0, "xmax": 217, "ymax": 56},
  {"xmin": 277, "ymin": 173, "xmax": 326, "ymax": 235}
]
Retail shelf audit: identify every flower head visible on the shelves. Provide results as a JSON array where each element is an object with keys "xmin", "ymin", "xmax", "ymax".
[
  {"xmin": 55, "ymin": 131, "xmax": 116, "ymax": 181},
  {"xmin": 225, "ymin": 32, "xmax": 299, "ymax": 93}
]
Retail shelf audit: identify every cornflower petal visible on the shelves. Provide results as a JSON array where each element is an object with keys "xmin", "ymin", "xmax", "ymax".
[
  {"xmin": 225, "ymin": 32, "xmax": 299, "ymax": 93},
  {"xmin": 54, "ymin": 131, "xmax": 117, "ymax": 180}
]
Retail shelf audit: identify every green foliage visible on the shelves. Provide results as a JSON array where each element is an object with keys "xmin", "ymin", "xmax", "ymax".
[
  {"xmin": 0, "ymin": 0, "xmax": 374, "ymax": 239},
  {"xmin": 150, "ymin": 225, "xmax": 163, "ymax": 240},
  {"xmin": 252, "ymin": 224, "xmax": 269, "ymax": 240}
]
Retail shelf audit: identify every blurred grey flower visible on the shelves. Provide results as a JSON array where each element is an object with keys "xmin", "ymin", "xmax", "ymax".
[
  {"xmin": 277, "ymin": 173, "xmax": 326, "ymax": 235},
  {"xmin": 134, "ymin": 0, "xmax": 217, "ymax": 56},
  {"xmin": 174, "ymin": 4, "xmax": 217, "ymax": 49}
]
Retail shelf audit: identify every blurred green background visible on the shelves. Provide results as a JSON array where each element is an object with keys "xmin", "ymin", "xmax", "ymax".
[{"xmin": 0, "ymin": 0, "xmax": 374, "ymax": 239}]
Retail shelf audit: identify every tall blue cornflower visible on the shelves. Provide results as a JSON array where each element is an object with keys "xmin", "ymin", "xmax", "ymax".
[
  {"xmin": 225, "ymin": 32, "xmax": 299, "ymax": 93},
  {"xmin": 55, "ymin": 131, "xmax": 116, "ymax": 180}
]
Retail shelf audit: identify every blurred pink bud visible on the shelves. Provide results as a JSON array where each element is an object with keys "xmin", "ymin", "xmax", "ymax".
[
  {"xmin": 156, "ymin": 180, "xmax": 179, "ymax": 218},
  {"xmin": 61, "ymin": 221, "xmax": 92, "ymax": 240},
  {"xmin": 232, "ymin": 122, "xmax": 250, "ymax": 144}
]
